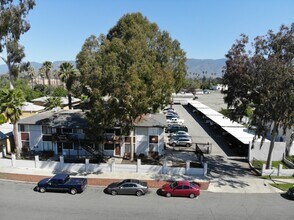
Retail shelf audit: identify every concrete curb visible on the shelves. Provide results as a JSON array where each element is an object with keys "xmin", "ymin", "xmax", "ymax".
[{"xmin": 0, "ymin": 172, "xmax": 210, "ymax": 190}]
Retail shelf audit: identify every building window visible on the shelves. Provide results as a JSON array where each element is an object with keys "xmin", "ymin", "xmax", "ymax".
[
  {"xmin": 77, "ymin": 129, "xmax": 84, "ymax": 134},
  {"xmin": 125, "ymin": 144, "xmax": 131, "ymax": 153},
  {"xmin": 20, "ymin": 124, "xmax": 29, "ymax": 132},
  {"xmin": 43, "ymin": 141, "xmax": 53, "ymax": 151},
  {"xmin": 63, "ymin": 142, "xmax": 73, "ymax": 149},
  {"xmin": 56, "ymin": 128, "xmax": 62, "ymax": 134},
  {"xmin": 21, "ymin": 133, "xmax": 30, "ymax": 141},
  {"xmin": 125, "ymin": 137, "xmax": 131, "ymax": 143},
  {"xmin": 22, "ymin": 141, "xmax": 30, "ymax": 150},
  {"xmin": 42, "ymin": 135, "xmax": 52, "ymax": 141},
  {"xmin": 62, "ymin": 128, "xmax": 73, "ymax": 134},
  {"xmin": 73, "ymin": 142, "xmax": 80, "ymax": 150},
  {"xmin": 104, "ymin": 143, "xmax": 114, "ymax": 150},
  {"xmin": 42, "ymin": 126, "xmax": 52, "ymax": 134},
  {"xmin": 149, "ymin": 136, "xmax": 158, "ymax": 143}
]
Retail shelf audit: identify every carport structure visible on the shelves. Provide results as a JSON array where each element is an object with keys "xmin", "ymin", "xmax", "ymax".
[{"xmin": 188, "ymin": 100, "xmax": 258, "ymax": 155}]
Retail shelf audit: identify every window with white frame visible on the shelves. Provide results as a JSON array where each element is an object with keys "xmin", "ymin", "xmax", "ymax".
[
  {"xmin": 42, "ymin": 126, "xmax": 52, "ymax": 134},
  {"xmin": 62, "ymin": 128, "xmax": 73, "ymax": 134},
  {"xmin": 19, "ymin": 124, "xmax": 29, "ymax": 132},
  {"xmin": 63, "ymin": 142, "xmax": 73, "ymax": 149},
  {"xmin": 43, "ymin": 141, "xmax": 53, "ymax": 151}
]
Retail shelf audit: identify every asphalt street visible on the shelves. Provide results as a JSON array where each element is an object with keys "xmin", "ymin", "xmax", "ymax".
[{"xmin": 0, "ymin": 180, "xmax": 293, "ymax": 220}]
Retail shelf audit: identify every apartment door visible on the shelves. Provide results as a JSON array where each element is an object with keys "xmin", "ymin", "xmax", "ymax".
[{"xmin": 115, "ymin": 143, "xmax": 121, "ymax": 156}]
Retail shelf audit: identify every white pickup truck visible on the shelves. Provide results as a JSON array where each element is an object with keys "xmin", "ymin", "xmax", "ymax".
[{"xmin": 166, "ymin": 117, "xmax": 184, "ymax": 125}]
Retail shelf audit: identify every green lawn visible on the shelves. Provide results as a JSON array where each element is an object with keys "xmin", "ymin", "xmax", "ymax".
[
  {"xmin": 252, "ymin": 160, "xmax": 288, "ymax": 171},
  {"xmin": 262, "ymin": 176, "xmax": 294, "ymax": 180},
  {"xmin": 270, "ymin": 183, "xmax": 294, "ymax": 191},
  {"xmin": 287, "ymin": 155, "xmax": 294, "ymax": 163}
]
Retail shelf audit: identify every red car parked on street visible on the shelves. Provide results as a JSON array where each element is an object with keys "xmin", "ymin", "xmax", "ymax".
[{"xmin": 160, "ymin": 180, "xmax": 200, "ymax": 198}]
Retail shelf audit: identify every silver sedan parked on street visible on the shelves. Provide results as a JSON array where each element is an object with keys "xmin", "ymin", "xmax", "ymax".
[{"xmin": 106, "ymin": 179, "xmax": 148, "ymax": 196}]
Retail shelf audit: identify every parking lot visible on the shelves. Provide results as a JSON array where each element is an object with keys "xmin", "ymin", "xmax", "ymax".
[{"xmin": 165, "ymin": 103, "xmax": 255, "ymax": 179}]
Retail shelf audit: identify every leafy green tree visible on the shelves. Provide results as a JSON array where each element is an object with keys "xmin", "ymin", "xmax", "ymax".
[
  {"xmin": 77, "ymin": 13, "xmax": 187, "ymax": 160},
  {"xmin": 58, "ymin": 62, "xmax": 79, "ymax": 109},
  {"xmin": 52, "ymin": 86, "xmax": 67, "ymax": 97},
  {"xmin": 183, "ymin": 78, "xmax": 201, "ymax": 94},
  {"xmin": 0, "ymin": 113, "xmax": 6, "ymax": 125},
  {"xmin": 13, "ymin": 78, "xmax": 40, "ymax": 101},
  {"xmin": 0, "ymin": 88, "xmax": 25, "ymax": 158},
  {"xmin": 223, "ymin": 24, "xmax": 294, "ymax": 168},
  {"xmin": 44, "ymin": 97, "xmax": 62, "ymax": 110},
  {"xmin": 0, "ymin": 0, "xmax": 35, "ymax": 89},
  {"xmin": 33, "ymin": 84, "xmax": 48, "ymax": 96}
]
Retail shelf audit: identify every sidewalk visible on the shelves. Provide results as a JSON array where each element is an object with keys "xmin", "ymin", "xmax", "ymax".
[
  {"xmin": 0, "ymin": 165, "xmax": 292, "ymax": 193},
  {"xmin": 207, "ymin": 176, "xmax": 293, "ymax": 193},
  {"xmin": 0, "ymin": 166, "xmax": 210, "ymax": 190}
]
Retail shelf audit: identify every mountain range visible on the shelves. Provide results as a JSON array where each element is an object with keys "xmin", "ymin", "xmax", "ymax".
[{"xmin": 0, "ymin": 59, "xmax": 226, "ymax": 78}]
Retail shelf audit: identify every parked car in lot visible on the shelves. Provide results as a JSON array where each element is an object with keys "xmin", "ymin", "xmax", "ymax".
[
  {"xmin": 165, "ymin": 124, "xmax": 188, "ymax": 133},
  {"xmin": 36, "ymin": 173, "xmax": 87, "ymax": 195},
  {"xmin": 169, "ymin": 137, "xmax": 192, "ymax": 147},
  {"xmin": 166, "ymin": 113, "xmax": 179, "ymax": 120},
  {"xmin": 166, "ymin": 117, "xmax": 184, "ymax": 125},
  {"xmin": 163, "ymin": 107, "xmax": 175, "ymax": 114},
  {"xmin": 106, "ymin": 179, "xmax": 148, "ymax": 196},
  {"xmin": 169, "ymin": 131, "xmax": 190, "ymax": 137},
  {"xmin": 287, "ymin": 187, "xmax": 294, "ymax": 200},
  {"xmin": 160, "ymin": 181, "xmax": 200, "ymax": 198}
]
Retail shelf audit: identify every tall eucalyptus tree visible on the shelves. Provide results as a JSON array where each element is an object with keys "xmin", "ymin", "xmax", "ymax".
[{"xmin": 223, "ymin": 23, "xmax": 294, "ymax": 168}]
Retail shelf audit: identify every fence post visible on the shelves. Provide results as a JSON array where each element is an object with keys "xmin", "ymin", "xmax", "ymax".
[
  {"xmin": 185, "ymin": 160, "xmax": 191, "ymax": 175},
  {"xmin": 248, "ymin": 141, "xmax": 251, "ymax": 162},
  {"xmin": 11, "ymin": 153, "xmax": 16, "ymax": 167},
  {"xmin": 162, "ymin": 159, "xmax": 167, "ymax": 174},
  {"xmin": 59, "ymin": 156, "xmax": 64, "ymax": 171},
  {"xmin": 35, "ymin": 155, "xmax": 39, "ymax": 168},
  {"xmin": 2, "ymin": 145, "xmax": 6, "ymax": 158},
  {"xmin": 136, "ymin": 159, "xmax": 141, "ymax": 173},
  {"xmin": 110, "ymin": 159, "xmax": 115, "ymax": 172},
  {"xmin": 203, "ymin": 162, "xmax": 208, "ymax": 176},
  {"xmin": 278, "ymin": 164, "xmax": 283, "ymax": 176},
  {"xmin": 85, "ymin": 158, "xmax": 89, "ymax": 173},
  {"xmin": 262, "ymin": 164, "xmax": 266, "ymax": 176}
]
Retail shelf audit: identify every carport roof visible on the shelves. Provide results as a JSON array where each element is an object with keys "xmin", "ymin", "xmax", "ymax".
[
  {"xmin": 188, "ymin": 100, "xmax": 259, "ymax": 145},
  {"xmin": 222, "ymin": 127, "xmax": 259, "ymax": 145},
  {"xmin": 188, "ymin": 100, "xmax": 210, "ymax": 109}
]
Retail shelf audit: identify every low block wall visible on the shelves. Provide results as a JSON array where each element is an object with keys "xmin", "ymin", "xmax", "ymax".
[
  {"xmin": 249, "ymin": 141, "xmax": 286, "ymax": 161},
  {"xmin": 0, "ymin": 156, "xmax": 207, "ymax": 177},
  {"xmin": 261, "ymin": 164, "xmax": 294, "ymax": 177}
]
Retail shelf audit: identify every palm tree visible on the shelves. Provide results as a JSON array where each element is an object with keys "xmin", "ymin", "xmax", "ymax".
[
  {"xmin": 44, "ymin": 97, "xmax": 62, "ymax": 110},
  {"xmin": 0, "ymin": 89, "xmax": 25, "ymax": 159},
  {"xmin": 41, "ymin": 61, "xmax": 53, "ymax": 94},
  {"xmin": 39, "ymin": 67, "xmax": 45, "ymax": 85},
  {"xmin": 58, "ymin": 62, "xmax": 78, "ymax": 109},
  {"xmin": 27, "ymin": 65, "xmax": 35, "ymax": 88}
]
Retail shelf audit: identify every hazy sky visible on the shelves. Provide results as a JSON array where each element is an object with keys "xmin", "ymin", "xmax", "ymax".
[{"xmin": 1, "ymin": 0, "xmax": 294, "ymax": 64}]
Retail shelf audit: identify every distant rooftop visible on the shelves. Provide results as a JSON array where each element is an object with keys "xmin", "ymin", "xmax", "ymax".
[
  {"xmin": 21, "ymin": 102, "xmax": 45, "ymax": 112},
  {"xmin": 0, "ymin": 123, "xmax": 13, "ymax": 139},
  {"xmin": 134, "ymin": 113, "xmax": 167, "ymax": 127},
  {"xmin": 31, "ymin": 96, "xmax": 81, "ymax": 106},
  {"xmin": 18, "ymin": 109, "xmax": 87, "ymax": 128}
]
